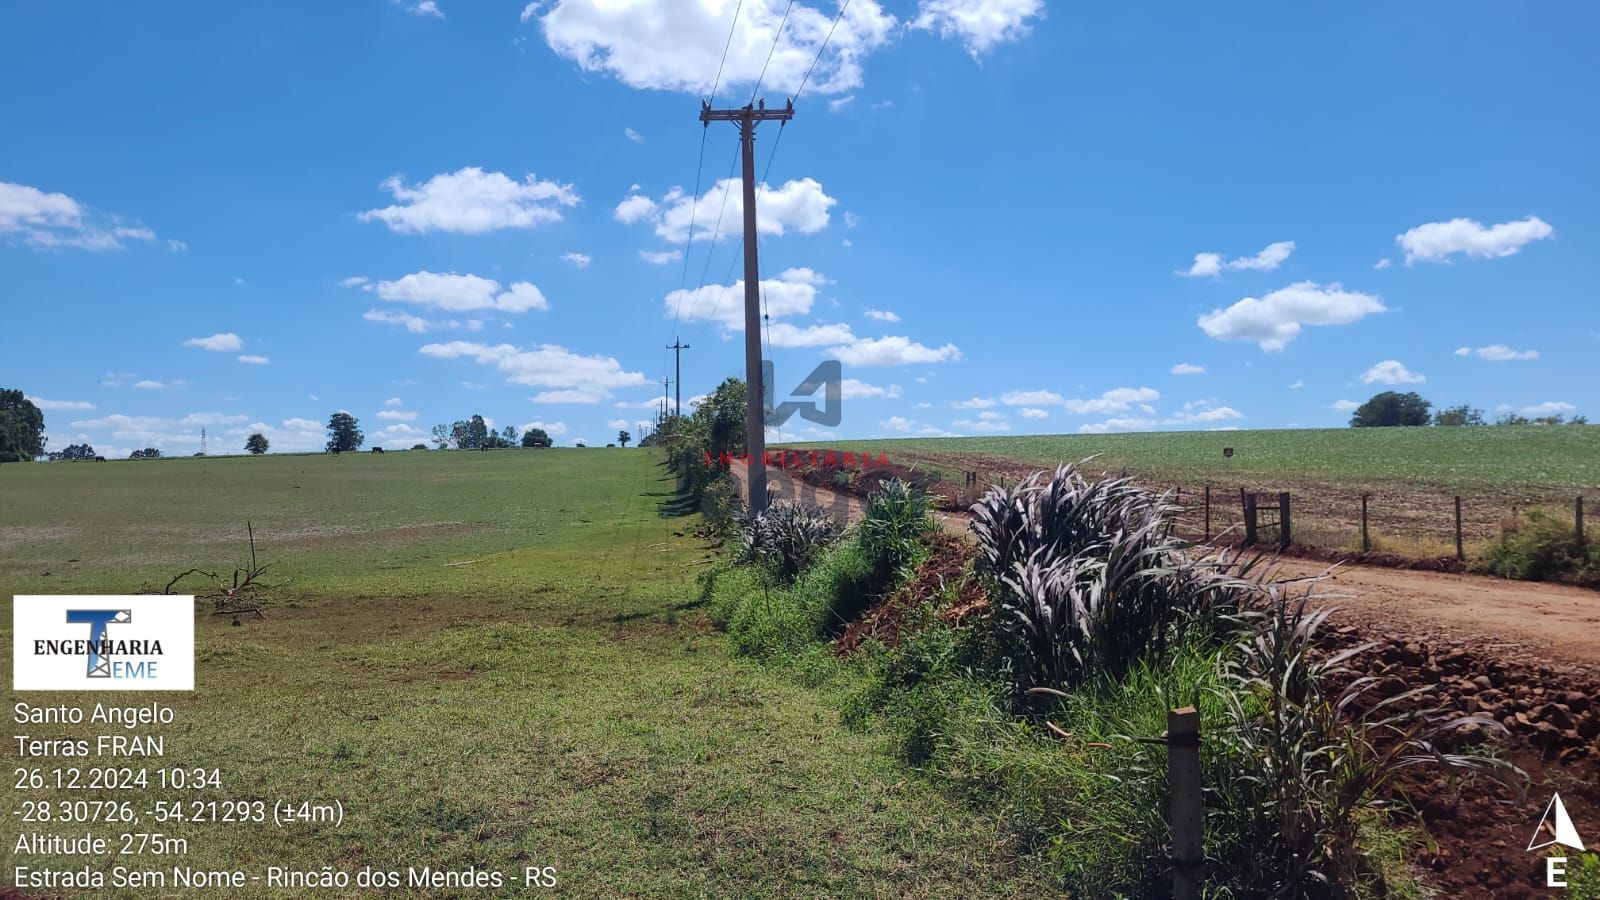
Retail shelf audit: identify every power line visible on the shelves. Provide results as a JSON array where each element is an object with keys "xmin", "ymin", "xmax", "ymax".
[
  {"xmin": 671, "ymin": 128, "xmax": 710, "ymax": 331},
  {"xmin": 759, "ymin": 0, "xmax": 854, "ymax": 183},
  {"xmin": 709, "ymin": 0, "xmax": 744, "ymax": 106},
  {"xmin": 679, "ymin": 140, "xmax": 744, "ymax": 345},
  {"xmin": 685, "ymin": 237, "xmax": 745, "ymax": 347},
  {"xmin": 671, "ymin": 0, "xmax": 748, "ymax": 329},
  {"xmin": 748, "ymin": 0, "xmax": 796, "ymax": 104},
  {"xmin": 795, "ymin": 0, "xmax": 851, "ymax": 103}
]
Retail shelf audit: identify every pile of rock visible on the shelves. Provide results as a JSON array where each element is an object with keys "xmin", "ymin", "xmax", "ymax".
[{"xmin": 1322, "ymin": 624, "xmax": 1599, "ymax": 763}]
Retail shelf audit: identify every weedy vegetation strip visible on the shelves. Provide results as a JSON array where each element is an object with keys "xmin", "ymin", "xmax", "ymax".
[{"xmin": 695, "ymin": 459, "xmax": 1528, "ymax": 897}]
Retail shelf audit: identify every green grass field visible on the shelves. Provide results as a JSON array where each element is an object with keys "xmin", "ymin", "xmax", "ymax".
[{"xmin": 2, "ymin": 451, "xmax": 1053, "ymax": 897}]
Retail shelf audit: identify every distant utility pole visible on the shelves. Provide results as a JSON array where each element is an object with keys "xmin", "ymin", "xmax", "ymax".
[
  {"xmin": 659, "ymin": 376, "xmax": 672, "ymax": 424},
  {"xmin": 666, "ymin": 339, "xmax": 690, "ymax": 417},
  {"xmin": 700, "ymin": 98, "xmax": 794, "ymax": 515}
]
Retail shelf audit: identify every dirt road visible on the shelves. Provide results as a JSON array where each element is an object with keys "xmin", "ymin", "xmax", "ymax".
[{"xmin": 740, "ymin": 466, "xmax": 1600, "ymax": 667}]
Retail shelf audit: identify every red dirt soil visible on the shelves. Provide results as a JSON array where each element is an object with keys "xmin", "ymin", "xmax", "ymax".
[{"xmin": 834, "ymin": 532, "xmax": 986, "ymax": 654}]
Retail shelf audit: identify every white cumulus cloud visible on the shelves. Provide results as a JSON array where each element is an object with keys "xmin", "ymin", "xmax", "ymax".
[
  {"xmin": 537, "ymin": 0, "xmax": 897, "ymax": 95},
  {"xmin": 1521, "ymin": 401, "xmax": 1576, "ymax": 417},
  {"xmin": 1061, "ymin": 386, "xmax": 1160, "ymax": 415},
  {"xmin": 912, "ymin": 0, "xmax": 1044, "ymax": 56},
  {"xmin": 419, "ymin": 341, "xmax": 648, "ymax": 399},
  {"xmin": 1170, "ymin": 363, "xmax": 1205, "ymax": 376},
  {"xmin": 27, "ymin": 397, "xmax": 96, "ymax": 411},
  {"xmin": 533, "ymin": 389, "xmax": 609, "ymax": 403},
  {"xmin": 1360, "ymin": 360, "xmax": 1425, "ymax": 385},
  {"xmin": 639, "ymin": 248, "xmax": 682, "ymax": 265},
  {"xmin": 667, "ymin": 266, "xmax": 824, "ymax": 332},
  {"xmin": 1164, "ymin": 401, "xmax": 1243, "ymax": 425},
  {"xmin": 395, "ymin": 0, "xmax": 444, "ymax": 18},
  {"xmin": 829, "ymin": 335, "xmax": 961, "ymax": 367},
  {"xmin": 953, "ymin": 410, "xmax": 1009, "ymax": 432},
  {"xmin": 881, "ymin": 415, "xmax": 915, "ymax": 432},
  {"xmin": 1078, "ymin": 417, "xmax": 1155, "ymax": 434},
  {"xmin": 361, "ymin": 270, "xmax": 549, "ymax": 313},
  {"xmin": 1397, "ymin": 215, "xmax": 1553, "ymax": 264},
  {"xmin": 522, "ymin": 420, "xmax": 569, "ymax": 436},
  {"xmin": 838, "ymin": 378, "xmax": 902, "ymax": 400},
  {"xmin": 1000, "ymin": 389, "xmax": 1064, "ymax": 407},
  {"xmin": 767, "ymin": 321, "xmax": 858, "ymax": 348},
  {"xmin": 363, "ymin": 309, "xmax": 485, "ymax": 333},
  {"xmin": 0, "ymin": 181, "xmax": 158, "ymax": 251},
  {"xmin": 359, "ymin": 167, "xmax": 578, "ymax": 235},
  {"xmin": 631, "ymin": 177, "xmax": 836, "ymax": 244},
  {"xmin": 1197, "ymin": 281, "xmax": 1385, "ymax": 351},
  {"xmin": 183, "ymin": 332, "xmax": 244, "ymax": 352},
  {"xmin": 1178, "ymin": 241, "xmax": 1294, "ymax": 278},
  {"xmin": 1457, "ymin": 344, "xmax": 1538, "ymax": 362}
]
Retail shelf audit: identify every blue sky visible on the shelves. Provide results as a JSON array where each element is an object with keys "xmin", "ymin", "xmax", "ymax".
[{"xmin": 3, "ymin": 2, "xmax": 1595, "ymax": 455}]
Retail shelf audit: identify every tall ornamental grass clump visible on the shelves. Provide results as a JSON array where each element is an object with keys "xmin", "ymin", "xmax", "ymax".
[
  {"xmin": 736, "ymin": 501, "xmax": 842, "ymax": 582},
  {"xmin": 969, "ymin": 464, "xmax": 1257, "ymax": 703},
  {"xmin": 1210, "ymin": 591, "xmax": 1521, "ymax": 896}
]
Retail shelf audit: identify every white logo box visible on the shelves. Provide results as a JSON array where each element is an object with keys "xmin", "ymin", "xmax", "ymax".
[{"xmin": 13, "ymin": 595, "xmax": 195, "ymax": 691}]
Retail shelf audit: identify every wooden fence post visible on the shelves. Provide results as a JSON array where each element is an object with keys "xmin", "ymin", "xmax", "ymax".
[
  {"xmin": 1243, "ymin": 492, "xmax": 1258, "ymax": 545},
  {"xmin": 1203, "ymin": 485, "xmax": 1211, "ymax": 542},
  {"xmin": 1578, "ymin": 496, "xmax": 1586, "ymax": 550},
  {"xmin": 1278, "ymin": 491, "xmax": 1292, "ymax": 550},
  {"xmin": 1168, "ymin": 706, "xmax": 1203, "ymax": 900},
  {"xmin": 1454, "ymin": 496, "xmax": 1464, "ymax": 561},
  {"xmin": 1361, "ymin": 493, "xmax": 1370, "ymax": 553}
]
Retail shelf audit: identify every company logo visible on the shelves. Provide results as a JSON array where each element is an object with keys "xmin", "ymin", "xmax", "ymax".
[
  {"xmin": 64, "ymin": 609, "xmax": 139, "ymax": 677},
  {"xmin": 764, "ymin": 359, "xmax": 841, "ymax": 428},
  {"xmin": 13, "ymin": 596, "xmax": 194, "ymax": 691},
  {"xmin": 1529, "ymin": 792, "xmax": 1587, "ymax": 888}
]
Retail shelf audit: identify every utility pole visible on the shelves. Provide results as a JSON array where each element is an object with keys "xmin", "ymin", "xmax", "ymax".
[
  {"xmin": 666, "ymin": 339, "xmax": 690, "ymax": 417},
  {"xmin": 659, "ymin": 376, "xmax": 672, "ymax": 424},
  {"xmin": 700, "ymin": 98, "xmax": 793, "ymax": 515}
]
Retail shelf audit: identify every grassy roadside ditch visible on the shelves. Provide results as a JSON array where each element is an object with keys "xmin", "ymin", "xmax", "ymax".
[{"xmin": 695, "ymin": 464, "xmax": 1540, "ymax": 897}]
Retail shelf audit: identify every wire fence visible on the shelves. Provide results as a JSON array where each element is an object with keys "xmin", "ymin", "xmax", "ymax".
[{"xmin": 1163, "ymin": 484, "xmax": 1591, "ymax": 562}]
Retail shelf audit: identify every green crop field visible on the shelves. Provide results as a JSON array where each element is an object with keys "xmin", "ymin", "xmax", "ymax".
[
  {"xmin": 0, "ymin": 451, "xmax": 1054, "ymax": 897},
  {"xmin": 791, "ymin": 426, "xmax": 1600, "ymax": 491},
  {"xmin": 788, "ymin": 425, "xmax": 1600, "ymax": 554}
]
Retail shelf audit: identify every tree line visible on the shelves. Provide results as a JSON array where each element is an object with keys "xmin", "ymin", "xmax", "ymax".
[{"xmin": 1349, "ymin": 391, "xmax": 1588, "ymax": 428}]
